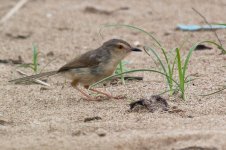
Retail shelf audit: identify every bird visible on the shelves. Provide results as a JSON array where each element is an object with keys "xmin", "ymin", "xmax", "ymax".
[{"xmin": 9, "ymin": 39, "xmax": 142, "ymax": 100}]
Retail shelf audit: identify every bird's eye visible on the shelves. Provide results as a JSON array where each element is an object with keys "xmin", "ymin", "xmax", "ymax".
[{"xmin": 118, "ymin": 44, "xmax": 123, "ymax": 49}]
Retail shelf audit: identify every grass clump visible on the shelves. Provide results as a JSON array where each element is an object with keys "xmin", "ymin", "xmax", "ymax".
[
  {"xmin": 20, "ymin": 43, "xmax": 39, "ymax": 74},
  {"xmin": 92, "ymin": 24, "xmax": 225, "ymax": 100}
]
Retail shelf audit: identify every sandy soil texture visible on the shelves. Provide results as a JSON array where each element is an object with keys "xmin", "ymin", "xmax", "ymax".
[{"xmin": 0, "ymin": 0, "xmax": 226, "ymax": 149}]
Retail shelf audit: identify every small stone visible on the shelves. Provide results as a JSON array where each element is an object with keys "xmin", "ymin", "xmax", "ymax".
[
  {"xmin": 84, "ymin": 116, "xmax": 102, "ymax": 122},
  {"xmin": 40, "ymin": 87, "xmax": 49, "ymax": 91},
  {"xmin": 187, "ymin": 115, "xmax": 194, "ymax": 118},
  {"xmin": 133, "ymin": 41, "xmax": 141, "ymax": 47},
  {"xmin": 96, "ymin": 128, "xmax": 106, "ymax": 137},
  {"xmin": 47, "ymin": 51, "xmax": 54, "ymax": 57},
  {"xmin": 0, "ymin": 117, "xmax": 11, "ymax": 125},
  {"xmin": 164, "ymin": 32, "xmax": 171, "ymax": 36},
  {"xmin": 72, "ymin": 130, "xmax": 86, "ymax": 136},
  {"xmin": 46, "ymin": 13, "xmax": 53, "ymax": 18}
]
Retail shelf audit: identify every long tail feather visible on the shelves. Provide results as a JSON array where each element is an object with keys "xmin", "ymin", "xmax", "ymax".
[{"xmin": 9, "ymin": 71, "xmax": 58, "ymax": 83}]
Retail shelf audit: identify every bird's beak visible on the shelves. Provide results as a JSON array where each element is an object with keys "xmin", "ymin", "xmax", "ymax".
[{"xmin": 130, "ymin": 47, "xmax": 142, "ymax": 52}]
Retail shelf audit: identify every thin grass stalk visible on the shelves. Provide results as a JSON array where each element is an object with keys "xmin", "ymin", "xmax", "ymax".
[
  {"xmin": 32, "ymin": 44, "xmax": 38, "ymax": 74},
  {"xmin": 119, "ymin": 61, "xmax": 125, "ymax": 84},
  {"xmin": 90, "ymin": 69, "xmax": 181, "ymax": 90},
  {"xmin": 176, "ymin": 48, "xmax": 185, "ymax": 99}
]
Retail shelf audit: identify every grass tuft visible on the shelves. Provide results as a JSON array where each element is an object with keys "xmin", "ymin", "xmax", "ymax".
[
  {"xmin": 32, "ymin": 43, "xmax": 39, "ymax": 73},
  {"xmin": 94, "ymin": 24, "xmax": 226, "ymax": 100},
  {"xmin": 115, "ymin": 61, "xmax": 127, "ymax": 84},
  {"xmin": 19, "ymin": 44, "xmax": 39, "ymax": 74}
]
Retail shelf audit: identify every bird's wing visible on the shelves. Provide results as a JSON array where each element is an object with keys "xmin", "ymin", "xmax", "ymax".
[{"xmin": 58, "ymin": 49, "xmax": 102, "ymax": 72}]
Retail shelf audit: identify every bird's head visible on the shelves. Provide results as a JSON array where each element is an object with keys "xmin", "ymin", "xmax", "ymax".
[{"xmin": 102, "ymin": 39, "xmax": 142, "ymax": 60}]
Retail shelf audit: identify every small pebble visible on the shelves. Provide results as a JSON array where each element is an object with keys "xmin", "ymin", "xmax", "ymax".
[
  {"xmin": 96, "ymin": 128, "xmax": 106, "ymax": 137},
  {"xmin": 133, "ymin": 41, "xmax": 141, "ymax": 47},
  {"xmin": 46, "ymin": 13, "xmax": 53, "ymax": 18},
  {"xmin": 84, "ymin": 116, "xmax": 102, "ymax": 122}
]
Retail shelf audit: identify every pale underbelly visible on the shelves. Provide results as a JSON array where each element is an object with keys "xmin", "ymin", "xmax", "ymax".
[{"xmin": 62, "ymin": 67, "xmax": 115, "ymax": 85}]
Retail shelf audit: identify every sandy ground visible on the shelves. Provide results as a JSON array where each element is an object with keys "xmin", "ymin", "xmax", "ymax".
[{"xmin": 0, "ymin": 0, "xmax": 226, "ymax": 149}]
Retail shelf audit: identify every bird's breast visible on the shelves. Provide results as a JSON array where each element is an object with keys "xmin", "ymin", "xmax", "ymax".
[{"xmin": 100, "ymin": 59, "xmax": 119, "ymax": 76}]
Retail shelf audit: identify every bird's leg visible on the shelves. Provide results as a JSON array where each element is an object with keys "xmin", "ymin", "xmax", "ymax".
[
  {"xmin": 75, "ymin": 86, "xmax": 94, "ymax": 100},
  {"xmin": 71, "ymin": 80, "xmax": 95, "ymax": 101},
  {"xmin": 89, "ymin": 88, "xmax": 113, "ymax": 98},
  {"xmin": 84, "ymin": 85, "xmax": 125, "ymax": 99}
]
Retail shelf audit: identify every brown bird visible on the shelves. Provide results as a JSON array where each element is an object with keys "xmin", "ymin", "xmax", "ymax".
[{"xmin": 9, "ymin": 39, "xmax": 142, "ymax": 100}]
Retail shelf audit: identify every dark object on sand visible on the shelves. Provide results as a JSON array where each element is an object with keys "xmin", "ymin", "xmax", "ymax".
[
  {"xmin": 6, "ymin": 32, "xmax": 32, "ymax": 39},
  {"xmin": 120, "ymin": 76, "xmax": 143, "ymax": 81},
  {"xmin": 177, "ymin": 146, "xmax": 218, "ymax": 150},
  {"xmin": 129, "ymin": 95, "xmax": 169, "ymax": 112},
  {"xmin": 195, "ymin": 44, "xmax": 212, "ymax": 51},
  {"xmin": 84, "ymin": 116, "xmax": 102, "ymax": 122},
  {"xmin": 84, "ymin": 6, "xmax": 129, "ymax": 15},
  {"xmin": 0, "ymin": 56, "xmax": 23, "ymax": 64},
  {"xmin": 0, "ymin": 117, "xmax": 12, "ymax": 126}
]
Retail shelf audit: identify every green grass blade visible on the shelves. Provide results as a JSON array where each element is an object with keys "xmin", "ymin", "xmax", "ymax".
[
  {"xmin": 119, "ymin": 61, "xmax": 125, "ymax": 84},
  {"xmin": 182, "ymin": 42, "xmax": 199, "ymax": 79},
  {"xmin": 171, "ymin": 51, "xmax": 177, "ymax": 78},
  {"xmin": 145, "ymin": 46, "xmax": 168, "ymax": 74},
  {"xmin": 32, "ymin": 44, "xmax": 38, "ymax": 73},
  {"xmin": 184, "ymin": 40, "xmax": 226, "ymax": 78},
  {"xmin": 176, "ymin": 48, "xmax": 185, "ymax": 99},
  {"xmin": 214, "ymin": 23, "xmax": 226, "ymax": 26},
  {"xmin": 184, "ymin": 40, "xmax": 225, "ymax": 79},
  {"xmin": 143, "ymin": 46, "xmax": 160, "ymax": 68},
  {"xmin": 161, "ymin": 47, "xmax": 174, "ymax": 92},
  {"xmin": 90, "ymin": 69, "xmax": 180, "ymax": 89},
  {"xmin": 168, "ymin": 51, "xmax": 178, "ymax": 94},
  {"xmin": 203, "ymin": 40, "xmax": 226, "ymax": 54},
  {"xmin": 145, "ymin": 46, "xmax": 173, "ymax": 91}
]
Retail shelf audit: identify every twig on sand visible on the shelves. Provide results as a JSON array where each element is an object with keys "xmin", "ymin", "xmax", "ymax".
[
  {"xmin": 16, "ymin": 70, "xmax": 50, "ymax": 86},
  {"xmin": 0, "ymin": 0, "xmax": 29, "ymax": 25}
]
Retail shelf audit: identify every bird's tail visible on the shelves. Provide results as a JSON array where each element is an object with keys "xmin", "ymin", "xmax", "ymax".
[{"xmin": 9, "ymin": 71, "xmax": 58, "ymax": 83}]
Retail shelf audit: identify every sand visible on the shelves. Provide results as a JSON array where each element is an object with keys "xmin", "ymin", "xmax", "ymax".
[{"xmin": 0, "ymin": 0, "xmax": 226, "ymax": 149}]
